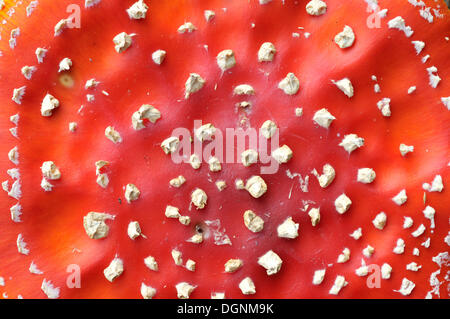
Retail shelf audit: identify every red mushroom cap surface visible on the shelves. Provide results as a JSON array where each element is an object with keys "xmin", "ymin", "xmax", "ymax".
[{"xmin": 0, "ymin": 0, "xmax": 449, "ymax": 299}]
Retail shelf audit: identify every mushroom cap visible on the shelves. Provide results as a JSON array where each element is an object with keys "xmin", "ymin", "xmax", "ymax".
[{"xmin": 0, "ymin": 0, "xmax": 448, "ymax": 299}]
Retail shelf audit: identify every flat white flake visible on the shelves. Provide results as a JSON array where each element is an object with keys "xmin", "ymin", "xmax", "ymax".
[
  {"xmin": 17, "ymin": 234, "xmax": 29, "ymax": 255},
  {"xmin": 313, "ymin": 108, "xmax": 335, "ymax": 129},
  {"xmin": 422, "ymin": 206, "xmax": 435, "ymax": 228},
  {"xmin": 395, "ymin": 278, "xmax": 415, "ymax": 296},
  {"xmin": 178, "ymin": 22, "xmax": 197, "ymax": 34},
  {"xmin": 35, "ymin": 48, "xmax": 47, "ymax": 63},
  {"xmin": 419, "ymin": 7, "xmax": 433, "ymax": 23},
  {"xmin": 127, "ymin": 0, "xmax": 148, "ymax": 20},
  {"xmin": 339, "ymin": 134, "xmax": 364, "ymax": 153},
  {"xmin": 176, "ymin": 282, "xmax": 196, "ymax": 299},
  {"xmin": 411, "ymin": 224, "xmax": 426, "ymax": 238},
  {"xmin": 335, "ymin": 193, "xmax": 352, "ymax": 214},
  {"xmin": 26, "ymin": 1, "xmax": 39, "ymax": 16},
  {"xmin": 392, "ymin": 189, "xmax": 407, "ymax": 206},
  {"xmin": 277, "ymin": 217, "xmax": 299, "ymax": 239},
  {"xmin": 403, "ymin": 217, "xmax": 414, "ymax": 229},
  {"xmin": 406, "ymin": 262, "xmax": 422, "ymax": 272},
  {"xmin": 381, "ymin": 263, "xmax": 392, "ymax": 279},
  {"xmin": 12, "ymin": 86, "xmax": 26, "ymax": 104},
  {"xmin": 258, "ymin": 250, "xmax": 282, "ymax": 275},
  {"xmin": 393, "ymin": 238, "xmax": 405, "ymax": 254},
  {"xmin": 85, "ymin": 0, "xmax": 101, "ymax": 8},
  {"xmin": 29, "ymin": 262, "xmax": 44, "ymax": 275},
  {"xmin": 306, "ymin": 0, "xmax": 327, "ymax": 16},
  {"xmin": 349, "ymin": 228, "xmax": 362, "ymax": 240},
  {"xmin": 278, "ymin": 73, "xmax": 300, "ymax": 95},
  {"xmin": 372, "ymin": 212, "xmax": 387, "ymax": 230},
  {"xmin": 377, "ymin": 98, "xmax": 391, "ymax": 117},
  {"xmin": 103, "ymin": 257, "xmax": 124, "ymax": 282},
  {"xmin": 8, "ymin": 180, "xmax": 21, "ymax": 199},
  {"xmin": 411, "ymin": 41, "xmax": 425, "ymax": 54},
  {"xmin": 329, "ymin": 275, "xmax": 348, "ymax": 295},
  {"xmin": 337, "ymin": 248, "xmax": 351, "ymax": 263},
  {"xmin": 239, "ymin": 277, "xmax": 256, "ymax": 295},
  {"xmin": 426, "ymin": 66, "xmax": 441, "ymax": 88},
  {"xmin": 441, "ymin": 97, "xmax": 450, "ymax": 110},
  {"xmin": 357, "ymin": 168, "xmax": 376, "ymax": 184},
  {"xmin": 41, "ymin": 279, "xmax": 60, "ymax": 299},
  {"xmin": 313, "ymin": 269, "xmax": 326, "ymax": 285},
  {"xmin": 422, "ymin": 175, "xmax": 443, "ymax": 192},
  {"xmin": 141, "ymin": 283, "xmax": 156, "ymax": 299},
  {"xmin": 332, "ymin": 78, "xmax": 354, "ymax": 98},
  {"xmin": 58, "ymin": 58, "xmax": 72, "ymax": 72},
  {"xmin": 334, "ymin": 25, "xmax": 355, "ymax": 49},
  {"xmin": 10, "ymin": 203, "xmax": 22, "ymax": 222},
  {"xmin": 388, "ymin": 16, "xmax": 414, "ymax": 38}
]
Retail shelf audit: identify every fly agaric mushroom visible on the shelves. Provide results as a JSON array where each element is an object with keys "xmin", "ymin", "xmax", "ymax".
[{"xmin": 0, "ymin": 0, "xmax": 449, "ymax": 300}]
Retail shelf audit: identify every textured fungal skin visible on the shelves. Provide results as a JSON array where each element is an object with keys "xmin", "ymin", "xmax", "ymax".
[{"xmin": 0, "ymin": 0, "xmax": 449, "ymax": 299}]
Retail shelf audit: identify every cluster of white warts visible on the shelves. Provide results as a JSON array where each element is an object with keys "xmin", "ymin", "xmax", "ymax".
[{"xmin": 3, "ymin": 0, "xmax": 448, "ymax": 299}]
